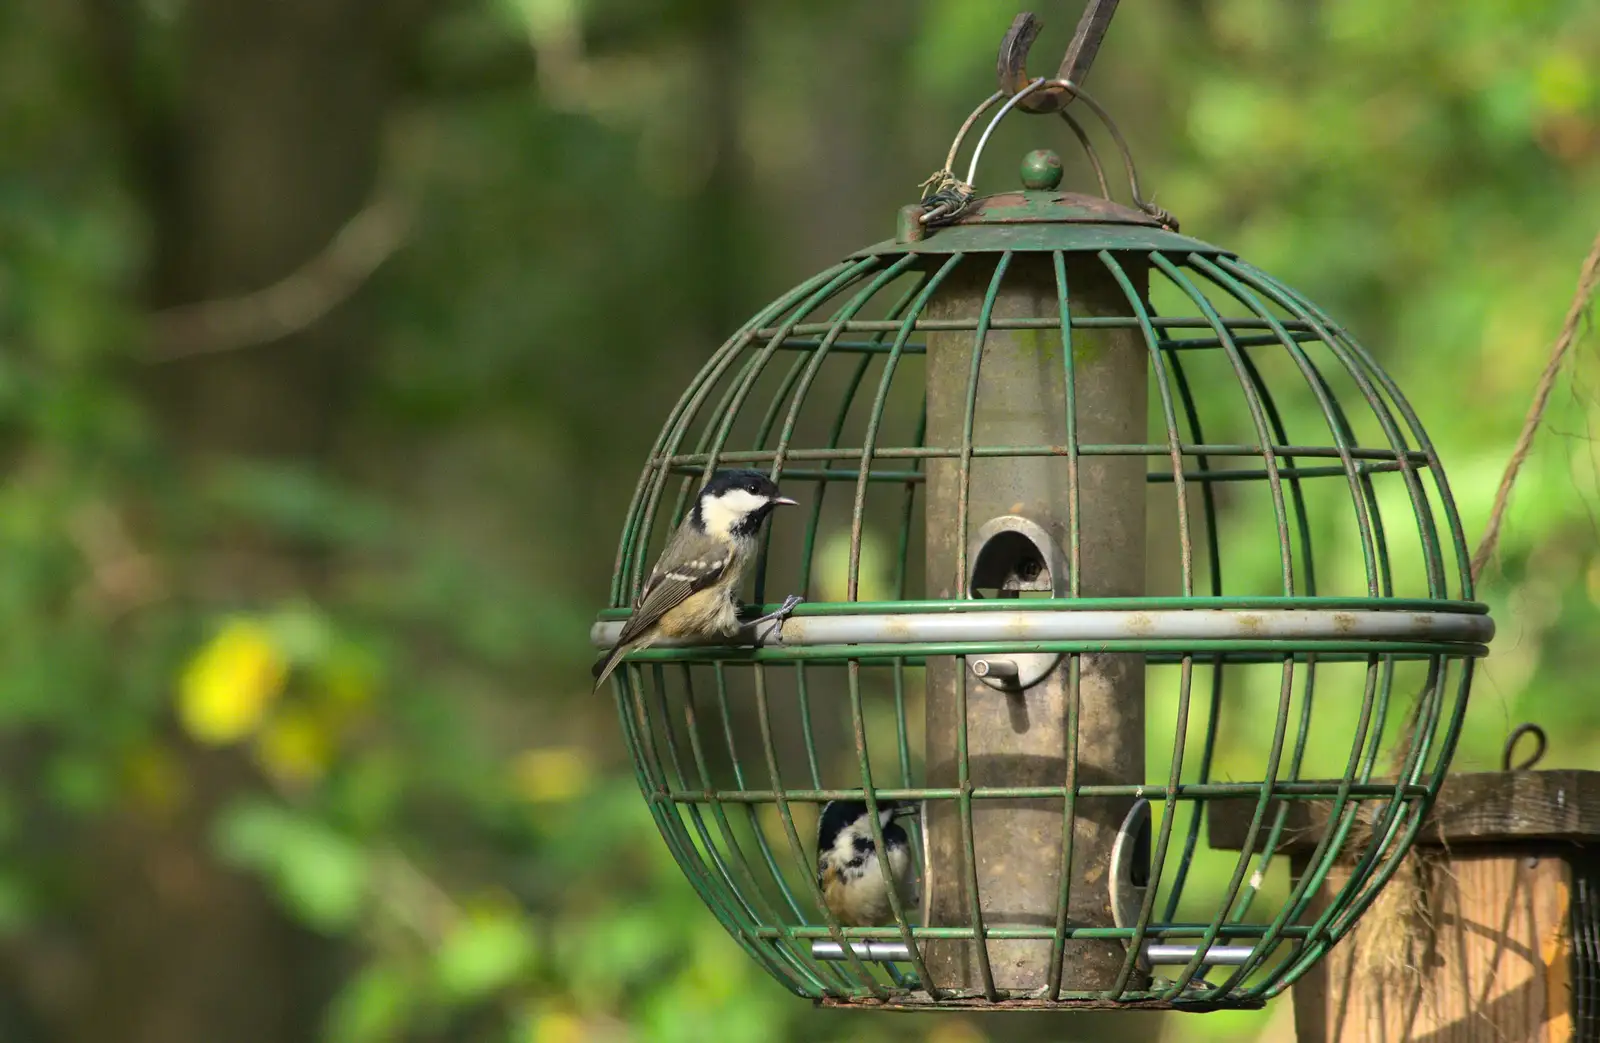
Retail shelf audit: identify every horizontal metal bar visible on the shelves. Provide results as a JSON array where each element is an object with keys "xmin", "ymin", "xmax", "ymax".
[
  {"xmin": 1160, "ymin": 332, "xmax": 1324, "ymax": 350},
  {"xmin": 813, "ymin": 941, "xmax": 912, "ymax": 962},
  {"xmin": 590, "ymin": 607, "xmax": 1493, "ymax": 650},
  {"xmin": 764, "ymin": 923, "xmax": 1312, "ymax": 940},
  {"xmin": 611, "ymin": 639, "xmax": 1487, "ymax": 664},
  {"xmin": 1148, "ymin": 462, "xmax": 1411, "ymax": 482},
  {"xmin": 598, "ymin": 596, "xmax": 1490, "ymax": 619},
  {"xmin": 658, "ymin": 444, "xmax": 1432, "ymax": 465},
  {"xmin": 771, "ymin": 338, "xmax": 927, "ymax": 355},
  {"xmin": 765, "ymin": 331, "xmax": 1327, "ymax": 355},
  {"xmin": 1146, "ymin": 944, "xmax": 1258, "ymax": 966},
  {"xmin": 699, "ymin": 651, "xmax": 1462, "ymax": 666},
  {"xmin": 809, "ymin": 941, "xmax": 1261, "ymax": 965},
  {"xmin": 659, "ymin": 782, "xmax": 1431, "ymax": 802},
  {"xmin": 756, "ymin": 317, "xmax": 1335, "ymax": 336},
  {"xmin": 818, "ymin": 987, "xmax": 1258, "ymax": 1004},
  {"xmin": 666, "ymin": 466, "xmax": 924, "ymax": 483},
  {"xmin": 598, "ymin": 651, "xmax": 1470, "ymax": 669},
  {"xmin": 663, "ymin": 462, "xmax": 1415, "ymax": 483}
]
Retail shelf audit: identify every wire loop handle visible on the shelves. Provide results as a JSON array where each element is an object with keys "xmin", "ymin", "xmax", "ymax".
[
  {"xmin": 919, "ymin": 78, "xmax": 1177, "ymax": 232},
  {"xmin": 1502, "ymin": 722, "xmax": 1547, "ymax": 772}
]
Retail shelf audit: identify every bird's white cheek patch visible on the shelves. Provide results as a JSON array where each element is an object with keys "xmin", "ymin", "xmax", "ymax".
[{"xmin": 700, "ymin": 489, "xmax": 768, "ymax": 538}]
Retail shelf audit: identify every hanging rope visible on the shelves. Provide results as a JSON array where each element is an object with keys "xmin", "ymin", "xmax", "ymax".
[
  {"xmin": 1382, "ymin": 226, "xmax": 1600, "ymax": 786},
  {"xmin": 1469, "ymin": 224, "xmax": 1600, "ymax": 585}
]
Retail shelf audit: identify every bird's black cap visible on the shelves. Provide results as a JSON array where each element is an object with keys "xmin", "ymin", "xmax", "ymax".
[
  {"xmin": 817, "ymin": 799, "xmax": 915, "ymax": 851},
  {"xmin": 701, "ymin": 468, "xmax": 782, "ymax": 500}
]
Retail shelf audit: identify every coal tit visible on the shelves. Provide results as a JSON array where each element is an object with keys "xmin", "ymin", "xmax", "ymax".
[
  {"xmin": 592, "ymin": 469, "xmax": 800, "ymax": 690},
  {"xmin": 816, "ymin": 799, "xmax": 917, "ymax": 927}
]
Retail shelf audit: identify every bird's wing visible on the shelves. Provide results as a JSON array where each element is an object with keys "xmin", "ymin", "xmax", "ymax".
[{"xmin": 615, "ymin": 550, "xmax": 732, "ymax": 646}]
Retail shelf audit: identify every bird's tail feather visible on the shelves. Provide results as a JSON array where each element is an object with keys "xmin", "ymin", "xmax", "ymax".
[{"xmin": 591, "ymin": 643, "xmax": 629, "ymax": 691}]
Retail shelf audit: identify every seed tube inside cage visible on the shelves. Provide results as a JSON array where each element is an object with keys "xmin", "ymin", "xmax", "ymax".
[{"xmin": 923, "ymin": 251, "xmax": 1150, "ymax": 994}]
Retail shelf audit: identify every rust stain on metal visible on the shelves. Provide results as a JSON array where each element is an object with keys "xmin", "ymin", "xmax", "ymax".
[
  {"xmin": 983, "ymin": 194, "xmax": 1031, "ymax": 212},
  {"xmin": 884, "ymin": 616, "xmax": 916, "ymax": 640},
  {"xmin": 1236, "ymin": 613, "xmax": 1264, "ymax": 635},
  {"xmin": 896, "ymin": 203, "xmax": 928, "ymax": 244},
  {"xmin": 1332, "ymin": 612, "xmax": 1357, "ymax": 634},
  {"xmin": 952, "ymin": 192, "xmax": 1162, "ymax": 228},
  {"xmin": 1411, "ymin": 613, "xmax": 1435, "ymax": 633},
  {"xmin": 1124, "ymin": 612, "xmax": 1153, "ymax": 635}
]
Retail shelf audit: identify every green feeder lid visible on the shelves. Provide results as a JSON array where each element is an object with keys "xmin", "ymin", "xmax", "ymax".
[{"xmin": 858, "ymin": 149, "xmax": 1230, "ymax": 258}]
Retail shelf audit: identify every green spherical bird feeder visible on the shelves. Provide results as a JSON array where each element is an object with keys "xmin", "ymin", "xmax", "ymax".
[{"xmin": 592, "ymin": 68, "xmax": 1490, "ymax": 1013}]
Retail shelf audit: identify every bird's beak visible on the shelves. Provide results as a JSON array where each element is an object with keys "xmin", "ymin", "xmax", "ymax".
[
  {"xmin": 771, "ymin": 496, "xmax": 798, "ymax": 507},
  {"xmin": 889, "ymin": 804, "xmax": 919, "ymax": 820}
]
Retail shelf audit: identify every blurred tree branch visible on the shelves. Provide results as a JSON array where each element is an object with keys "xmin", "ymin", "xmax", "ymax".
[
  {"xmin": 138, "ymin": 0, "xmax": 673, "ymax": 363},
  {"xmin": 145, "ymin": 192, "xmax": 414, "ymax": 362}
]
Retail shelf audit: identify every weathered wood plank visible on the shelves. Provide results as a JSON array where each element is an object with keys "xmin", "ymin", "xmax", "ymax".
[
  {"xmin": 1208, "ymin": 771, "xmax": 1600, "ymax": 853},
  {"xmin": 1289, "ymin": 853, "xmax": 1572, "ymax": 1043}
]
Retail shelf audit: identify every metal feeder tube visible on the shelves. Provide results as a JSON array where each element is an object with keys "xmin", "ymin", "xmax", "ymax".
[{"xmin": 922, "ymin": 252, "xmax": 1149, "ymax": 994}]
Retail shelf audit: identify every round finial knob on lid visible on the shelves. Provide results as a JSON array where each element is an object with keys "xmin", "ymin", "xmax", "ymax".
[{"xmin": 1020, "ymin": 148, "xmax": 1064, "ymax": 191}]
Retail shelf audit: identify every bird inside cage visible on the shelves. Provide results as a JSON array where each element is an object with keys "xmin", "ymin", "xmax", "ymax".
[{"xmin": 816, "ymin": 800, "xmax": 921, "ymax": 927}]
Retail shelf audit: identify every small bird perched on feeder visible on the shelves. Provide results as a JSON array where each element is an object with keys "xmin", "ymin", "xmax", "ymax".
[
  {"xmin": 592, "ymin": 469, "xmax": 802, "ymax": 690},
  {"xmin": 816, "ymin": 800, "xmax": 918, "ymax": 927}
]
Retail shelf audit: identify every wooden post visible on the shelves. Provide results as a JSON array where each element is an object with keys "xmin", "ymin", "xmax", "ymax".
[
  {"xmin": 923, "ymin": 254, "xmax": 1149, "ymax": 994},
  {"xmin": 1208, "ymin": 771, "xmax": 1600, "ymax": 1042}
]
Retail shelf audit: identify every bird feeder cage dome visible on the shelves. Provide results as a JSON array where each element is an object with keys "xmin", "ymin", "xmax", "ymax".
[{"xmin": 594, "ymin": 79, "xmax": 1492, "ymax": 1011}]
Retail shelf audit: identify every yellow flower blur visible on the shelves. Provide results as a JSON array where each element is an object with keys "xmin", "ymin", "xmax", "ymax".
[
  {"xmin": 177, "ymin": 618, "xmax": 288, "ymax": 745},
  {"xmin": 255, "ymin": 706, "xmax": 333, "ymax": 785},
  {"xmin": 528, "ymin": 1010, "xmax": 585, "ymax": 1043},
  {"xmin": 511, "ymin": 747, "xmax": 592, "ymax": 804}
]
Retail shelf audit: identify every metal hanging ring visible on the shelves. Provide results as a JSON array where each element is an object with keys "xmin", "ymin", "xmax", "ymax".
[
  {"xmin": 918, "ymin": 77, "xmax": 1052, "ymax": 228},
  {"xmin": 956, "ymin": 77, "xmax": 1178, "ymax": 231},
  {"xmin": 941, "ymin": 91, "xmax": 1006, "ymax": 176},
  {"xmin": 1059, "ymin": 109, "xmax": 1111, "ymax": 198},
  {"xmin": 965, "ymin": 78, "xmax": 1052, "ymax": 185},
  {"xmin": 1502, "ymin": 722, "xmax": 1547, "ymax": 772},
  {"xmin": 997, "ymin": 4, "xmax": 1121, "ymax": 115},
  {"xmin": 1043, "ymin": 80, "xmax": 1176, "ymax": 229},
  {"xmin": 914, "ymin": 91, "xmax": 1006, "ymax": 228}
]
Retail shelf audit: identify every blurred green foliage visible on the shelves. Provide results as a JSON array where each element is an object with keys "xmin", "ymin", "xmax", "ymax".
[{"xmin": 0, "ymin": 1, "xmax": 1597, "ymax": 1042}]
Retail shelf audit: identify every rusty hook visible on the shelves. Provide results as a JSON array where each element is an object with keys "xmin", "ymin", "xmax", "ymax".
[
  {"xmin": 1501, "ymin": 722, "xmax": 1547, "ymax": 772},
  {"xmin": 997, "ymin": 3, "xmax": 1121, "ymax": 115}
]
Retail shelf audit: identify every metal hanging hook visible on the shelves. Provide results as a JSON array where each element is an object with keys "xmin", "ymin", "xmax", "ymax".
[
  {"xmin": 1502, "ymin": 722, "xmax": 1547, "ymax": 772},
  {"xmin": 997, "ymin": 3, "xmax": 1121, "ymax": 115}
]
